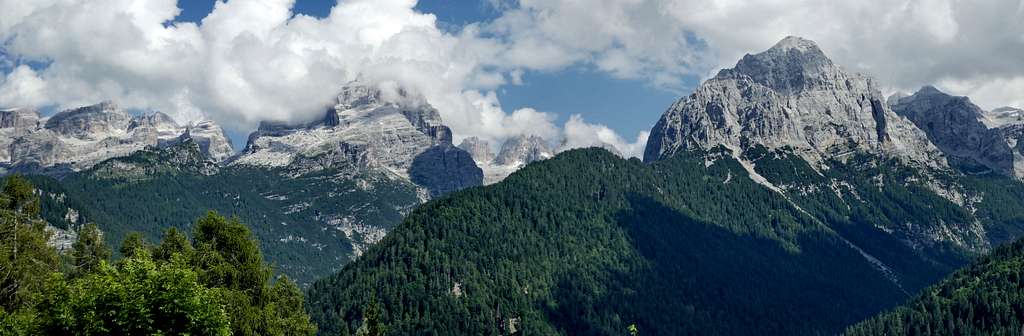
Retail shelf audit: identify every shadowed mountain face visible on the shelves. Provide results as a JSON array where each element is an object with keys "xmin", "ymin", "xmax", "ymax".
[{"xmin": 891, "ymin": 86, "xmax": 1016, "ymax": 176}]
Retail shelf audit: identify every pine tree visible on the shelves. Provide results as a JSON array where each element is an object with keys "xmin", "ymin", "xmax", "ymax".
[
  {"xmin": 153, "ymin": 227, "xmax": 192, "ymax": 261},
  {"xmin": 69, "ymin": 223, "xmax": 111, "ymax": 278},
  {"xmin": 119, "ymin": 231, "xmax": 149, "ymax": 260},
  {"xmin": 0, "ymin": 176, "xmax": 59, "ymax": 313}
]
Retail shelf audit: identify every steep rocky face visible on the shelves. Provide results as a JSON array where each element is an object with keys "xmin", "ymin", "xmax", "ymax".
[
  {"xmin": 234, "ymin": 82, "xmax": 481, "ymax": 196},
  {"xmin": 44, "ymin": 101, "xmax": 132, "ymax": 139},
  {"xmin": 892, "ymin": 86, "xmax": 1015, "ymax": 176},
  {"xmin": 644, "ymin": 36, "xmax": 942, "ymax": 169},
  {"xmin": 0, "ymin": 108, "xmax": 41, "ymax": 162},
  {"xmin": 1, "ymin": 102, "xmax": 234, "ymax": 174},
  {"xmin": 459, "ymin": 135, "xmax": 556, "ymax": 185},
  {"xmin": 495, "ymin": 135, "xmax": 554, "ymax": 166},
  {"xmin": 457, "ymin": 137, "xmax": 496, "ymax": 164},
  {"xmin": 182, "ymin": 120, "xmax": 234, "ymax": 162},
  {"xmin": 0, "ymin": 108, "xmax": 40, "ymax": 133},
  {"xmin": 641, "ymin": 36, "xmax": 1004, "ymax": 265}
]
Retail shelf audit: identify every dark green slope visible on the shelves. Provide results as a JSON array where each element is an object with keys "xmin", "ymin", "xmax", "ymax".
[
  {"xmin": 29, "ymin": 142, "xmax": 421, "ymax": 285},
  {"xmin": 307, "ymin": 148, "xmax": 947, "ymax": 335},
  {"xmin": 846, "ymin": 238, "xmax": 1024, "ymax": 336}
]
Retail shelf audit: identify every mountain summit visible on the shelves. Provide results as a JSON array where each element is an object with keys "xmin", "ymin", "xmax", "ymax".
[
  {"xmin": 0, "ymin": 102, "xmax": 232, "ymax": 175},
  {"xmin": 234, "ymin": 81, "xmax": 482, "ymax": 196},
  {"xmin": 644, "ymin": 36, "xmax": 942, "ymax": 169},
  {"xmin": 891, "ymin": 86, "xmax": 1018, "ymax": 176}
]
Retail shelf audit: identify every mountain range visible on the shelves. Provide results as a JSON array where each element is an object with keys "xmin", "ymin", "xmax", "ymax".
[
  {"xmin": 305, "ymin": 37, "xmax": 1024, "ymax": 334},
  {"xmin": 5, "ymin": 36, "xmax": 1024, "ymax": 334}
]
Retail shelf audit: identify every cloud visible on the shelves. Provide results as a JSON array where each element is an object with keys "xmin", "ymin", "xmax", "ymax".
[
  {"xmin": 0, "ymin": 0, "xmax": 550, "ymax": 141},
  {"xmin": 1, "ymin": 0, "xmax": 1021, "ymax": 160},
  {"xmin": 0, "ymin": 65, "xmax": 49, "ymax": 107},
  {"xmin": 480, "ymin": 0, "xmax": 1023, "ymax": 108},
  {"xmin": 561, "ymin": 114, "xmax": 649, "ymax": 158}
]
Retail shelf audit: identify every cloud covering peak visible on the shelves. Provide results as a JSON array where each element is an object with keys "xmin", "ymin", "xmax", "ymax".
[{"xmin": 1, "ymin": 0, "xmax": 1022, "ymax": 159}]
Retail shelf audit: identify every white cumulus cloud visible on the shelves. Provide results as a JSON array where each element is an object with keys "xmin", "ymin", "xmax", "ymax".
[{"xmin": 1, "ymin": 0, "xmax": 1021, "ymax": 159}]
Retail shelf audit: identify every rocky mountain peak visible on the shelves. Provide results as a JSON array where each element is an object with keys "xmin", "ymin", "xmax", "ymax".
[
  {"xmin": 234, "ymin": 82, "xmax": 481, "ymax": 196},
  {"xmin": 45, "ymin": 101, "xmax": 131, "ymax": 139},
  {"xmin": 1, "ymin": 101, "xmax": 236, "ymax": 175},
  {"xmin": 0, "ymin": 108, "xmax": 40, "ymax": 134},
  {"xmin": 181, "ymin": 120, "xmax": 234, "ymax": 162},
  {"xmin": 335, "ymin": 82, "xmax": 384, "ymax": 110},
  {"xmin": 892, "ymin": 86, "xmax": 1015, "ymax": 176},
  {"xmin": 645, "ymin": 36, "xmax": 943, "ymax": 169},
  {"xmin": 458, "ymin": 137, "xmax": 496, "ymax": 164},
  {"xmin": 721, "ymin": 36, "xmax": 834, "ymax": 95},
  {"xmin": 495, "ymin": 135, "xmax": 553, "ymax": 166},
  {"xmin": 129, "ymin": 111, "xmax": 179, "ymax": 131}
]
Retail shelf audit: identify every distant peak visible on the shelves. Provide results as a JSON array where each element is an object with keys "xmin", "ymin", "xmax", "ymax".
[
  {"xmin": 993, "ymin": 106, "xmax": 1023, "ymax": 113},
  {"xmin": 769, "ymin": 36, "xmax": 822, "ymax": 53},
  {"xmin": 915, "ymin": 85, "xmax": 946, "ymax": 96}
]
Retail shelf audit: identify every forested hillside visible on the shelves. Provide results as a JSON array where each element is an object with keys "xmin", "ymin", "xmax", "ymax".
[
  {"xmin": 28, "ymin": 141, "xmax": 421, "ymax": 285},
  {"xmin": 846, "ymin": 238, "xmax": 1024, "ymax": 335},
  {"xmin": 0, "ymin": 174, "xmax": 316, "ymax": 335},
  {"xmin": 306, "ymin": 148, "xmax": 975, "ymax": 335}
]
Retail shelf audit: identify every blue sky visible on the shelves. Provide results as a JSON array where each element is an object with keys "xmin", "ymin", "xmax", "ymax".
[{"xmin": 171, "ymin": 0, "xmax": 685, "ymax": 148}]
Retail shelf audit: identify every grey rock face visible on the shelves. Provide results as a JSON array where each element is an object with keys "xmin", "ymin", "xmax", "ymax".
[
  {"xmin": 181, "ymin": 120, "xmax": 234, "ymax": 162},
  {"xmin": 0, "ymin": 108, "xmax": 40, "ymax": 133},
  {"xmin": 0, "ymin": 108, "xmax": 41, "ymax": 162},
  {"xmin": 644, "ymin": 36, "xmax": 943, "ymax": 169},
  {"xmin": 495, "ymin": 135, "xmax": 554, "ymax": 166},
  {"xmin": 410, "ymin": 144, "xmax": 484, "ymax": 197},
  {"xmin": 235, "ymin": 81, "xmax": 481, "ymax": 196},
  {"xmin": 1, "ymin": 102, "xmax": 234, "ymax": 174},
  {"xmin": 892, "ymin": 86, "xmax": 1015, "ymax": 175},
  {"xmin": 44, "ymin": 101, "xmax": 132, "ymax": 139},
  {"xmin": 459, "ymin": 135, "xmax": 555, "ymax": 185},
  {"xmin": 457, "ymin": 137, "xmax": 496, "ymax": 164},
  {"xmin": 9, "ymin": 130, "xmax": 68, "ymax": 167}
]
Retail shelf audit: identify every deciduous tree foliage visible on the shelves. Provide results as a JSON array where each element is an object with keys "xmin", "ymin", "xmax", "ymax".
[{"xmin": 0, "ymin": 177, "xmax": 317, "ymax": 335}]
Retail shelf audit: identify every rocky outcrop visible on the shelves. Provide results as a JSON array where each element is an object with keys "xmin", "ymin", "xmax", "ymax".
[
  {"xmin": 495, "ymin": 135, "xmax": 554, "ymax": 166},
  {"xmin": 892, "ymin": 86, "xmax": 1015, "ymax": 175},
  {"xmin": 458, "ymin": 137, "xmax": 496, "ymax": 164},
  {"xmin": 644, "ymin": 36, "xmax": 943, "ymax": 169},
  {"xmin": 234, "ymin": 81, "xmax": 482, "ymax": 196},
  {"xmin": 0, "ymin": 108, "xmax": 40, "ymax": 133},
  {"xmin": 44, "ymin": 101, "xmax": 132, "ymax": 139},
  {"xmin": 0, "ymin": 108, "xmax": 41, "ymax": 162},
  {"xmin": 410, "ymin": 144, "xmax": 484, "ymax": 197},
  {"xmin": 181, "ymin": 120, "xmax": 234, "ymax": 162},
  {"xmin": 456, "ymin": 135, "xmax": 556, "ymax": 185},
  {"xmin": 1, "ymin": 102, "xmax": 234, "ymax": 174}
]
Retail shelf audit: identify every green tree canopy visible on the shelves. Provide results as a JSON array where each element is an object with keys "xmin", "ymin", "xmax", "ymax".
[
  {"xmin": 69, "ymin": 223, "xmax": 111, "ymax": 277},
  {"xmin": 119, "ymin": 231, "xmax": 150, "ymax": 260}
]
